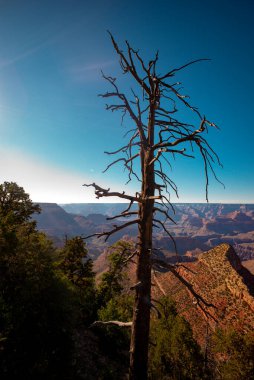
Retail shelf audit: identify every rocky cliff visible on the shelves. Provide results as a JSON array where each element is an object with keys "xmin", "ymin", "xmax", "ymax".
[{"xmin": 152, "ymin": 244, "xmax": 254, "ymax": 345}]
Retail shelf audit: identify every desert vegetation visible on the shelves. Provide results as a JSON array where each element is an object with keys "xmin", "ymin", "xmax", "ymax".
[{"xmin": 1, "ymin": 182, "xmax": 254, "ymax": 379}]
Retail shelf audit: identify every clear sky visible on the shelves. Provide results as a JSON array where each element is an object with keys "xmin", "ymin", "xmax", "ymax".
[{"xmin": 0, "ymin": 0, "xmax": 253, "ymax": 203}]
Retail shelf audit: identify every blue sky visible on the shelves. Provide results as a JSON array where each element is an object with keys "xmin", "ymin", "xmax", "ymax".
[{"xmin": 0, "ymin": 0, "xmax": 253, "ymax": 203}]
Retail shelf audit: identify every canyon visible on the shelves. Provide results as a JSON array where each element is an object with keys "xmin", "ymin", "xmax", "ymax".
[{"xmin": 34, "ymin": 203, "xmax": 254, "ymax": 272}]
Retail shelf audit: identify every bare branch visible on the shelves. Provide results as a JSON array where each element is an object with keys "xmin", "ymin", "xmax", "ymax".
[
  {"xmin": 152, "ymin": 258, "xmax": 216, "ymax": 311},
  {"xmin": 102, "ymin": 153, "xmax": 139, "ymax": 173},
  {"xmin": 159, "ymin": 58, "xmax": 210, "ymax": 80},
  {"xmin": 122, "ymin": 250, "xmax": 138, "ymax": 265},
  {"xmin": 83, "ymin": 183, "xmax": 143, "ymax": 203},
  {"xmin": 130, "ymin": 281, "xmax": 142, "ymax": 290},
  {"xmin": 160, "ymin": 147, "xmax": 195, "ymax": 159},
  {"xmin": 91, "ymin": 320, "xmax": 132, "ymax": 328},
  {"xmin": 108, "ymin": 31, "xmax": 150, "ymax": 95},
  {"xmin": 153, "ymin": 219, "xmax": 178, "ymax": 254},
  {"xmin": 147, "ymin": 194, "xmax": 162, "ymax": 200},
  {"xmin": 152, "ymin": 267, "xmax": 217, "ymax": 323},
  {"xmin": 99, "ymin": 72, "xmax": 148, "ymax": 146},
  {"xmin": 175, "ymin": 263, "xmax": 198, "ymax": 274},
  {"xmin": 153, "ymin": 118, "xmax": 206, "ymax": 151},
  {"xmin": 150, "ymin": 301, "xmax": 162, "ymax": 319},
  {"xmin": 154, "ymin": 169, "xmax": 178, "ymax": 197},
  {"xmin": 107, "ymin": 211, "xmax": 138, "ymax": 220},
  {"xmin": 104, "ymin": 141, "xmax": 140, "ymax": 155},
  {"xmin": 152, "ymin": 269, "xmax": 166, "ymax": 296},
  {"xmin": 148, "ymin": 149, "xmax": 162, "ymax": 166},
  {"xmin": 121, "ymin": 200, "xmax": 134, "ymax": 214},
  {"xmin": 153, "ymin": 207, "xmax": 176, "ymax": 224},
  {"xmin": 83, "ymin": 219, "xmax": 139, "ymax": 242}
]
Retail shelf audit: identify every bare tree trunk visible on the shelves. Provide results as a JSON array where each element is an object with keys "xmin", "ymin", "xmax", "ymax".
[
  {"xmin": 129, "ymin": 151, "xmax": 154, "ymax": 380},
  {"xmin": 84, "ymin": 33, "xmax": 222, "ymax": 380}
]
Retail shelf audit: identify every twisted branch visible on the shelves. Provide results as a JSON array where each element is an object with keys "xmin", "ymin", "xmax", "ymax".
[
  {"xmin": 83, "ymin": 219, "xmax": 139, "ymax": 242},
  {"xmin": 83, "ymin": 183, "xmax": 143, "ymax": 203}
]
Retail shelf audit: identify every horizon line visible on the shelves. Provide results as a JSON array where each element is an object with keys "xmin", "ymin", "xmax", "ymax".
[{"xmin": 34, "ymin": 201, "xmax": 254, "ymax": 205}]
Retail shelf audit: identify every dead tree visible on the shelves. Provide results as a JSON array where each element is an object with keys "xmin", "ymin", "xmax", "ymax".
[{"xmin": 84, "ymin": 33, "xmax": 222, "ymax": 380}]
